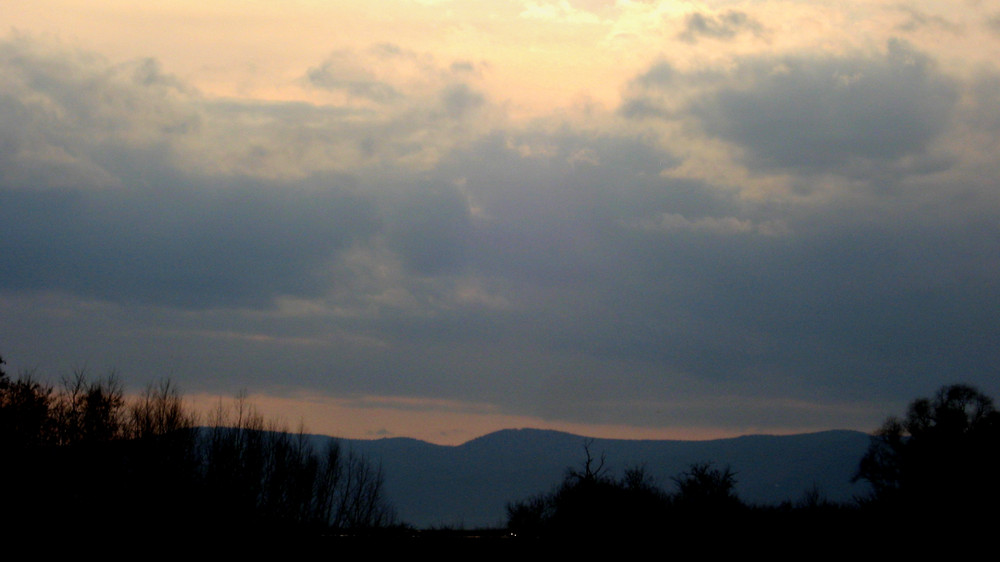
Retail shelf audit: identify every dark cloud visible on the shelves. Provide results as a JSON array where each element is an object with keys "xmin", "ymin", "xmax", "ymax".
[
  {"xmin": 969, "ymin": 71, "xmax": 1000, "ymax": 133},
  {"xmin": 0, "ymin": 180, "xmax": 377, "ymax": 308},
  {"xmin": 439, "ymin": 83, "xmax": 484, "ymax": 119},
  {"xmin": 678, "ymin": 10, "xmax": 765, "ymax": 43},
  {"xmin": 618, "ymin": 62, "xmax": 676, "ymax": 119},
  {"xmin": 894, "ymin": 7, "xmax": 961, "ymax": 33},
  {"xmin": 306, "ymin": 60, "xmax": 401, "ymax": 102},
  {"xmin": 448, "ymin": 60, "xmax": 488, "ymax": 76},
  {"xmin": 634, "ymin": 62, "xmax": 676, "ymax": 87},
  {"xmin": 306, "ymin": 43, "xmax": 482, "ymax": 109},
  {"xmin": 386, "ymin": 183, "xmax": 473, "ymax": 274},
  {"xmin": 424, "ymin": 131, "xmax": 694, "ymax": 285},
  {"xmin": 3, "ymin": 33, "xmax": 1000, "ymax": 435},
  {"xmin": 0, "ymin": 38, "xmax": 379, "ymax": 309},
  {"xmin": 449, "ymin": 61, "xmax": 475, "ymax": 74},
  {"xmin": 303, "ymin": 44, "xmax": 437, "ymax": 103},
  {"xmin": 375, "ymin": 118, "xmax": 1000, "ymax": 413},
  {"xmin": 617, "ymin": 97, "xmax": 670, "ymax": 120},
  {"xmin": 989, "ymin": 13, "xmax": 1000, "ymax": 34},
  {"xmin": 622, "ymin": 42, "xmax": 958, "ymax": 179},
  {"xmin": 691, "ymin": 40, "xmax": 957, "ymax": 175}
]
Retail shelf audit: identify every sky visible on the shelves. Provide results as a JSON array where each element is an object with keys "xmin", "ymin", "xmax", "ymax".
[{"xmin": 2, "ymin": 1, "xmax": 1000, "ymax": 445}]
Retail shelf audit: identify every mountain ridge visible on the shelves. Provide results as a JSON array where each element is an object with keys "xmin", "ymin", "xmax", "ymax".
[{"xmin": 329, "ymin": 427, "xmax": 873, "ymax": 528}]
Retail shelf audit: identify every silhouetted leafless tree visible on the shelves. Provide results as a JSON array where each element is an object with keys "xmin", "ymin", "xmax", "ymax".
[
  {"xmin": 54, "ymin": 370, "xmax": 126, "ymax": 445},
  {"xmin": 0, "ymin": 357, "xmax": 396, "ymax": 535},
  {"xmin": 128, "ymin": 378, "xmax": 196, "ymax": 439}
]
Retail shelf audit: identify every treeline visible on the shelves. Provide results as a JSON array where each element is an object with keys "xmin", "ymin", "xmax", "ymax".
[
  {"xmin": 0, "ymin": 355, "xmax": 395, "ymax": 536},
  {"xmin": 506, "ymin": 446, "xmax": 856, "ymax": 541},
  {"xmin": 507, "ymin": 383, "xmax": 1000, "ymax": 540},
  {"xmin": 6, "ymin": 348, "xmax": 998, "ymax": 540}
]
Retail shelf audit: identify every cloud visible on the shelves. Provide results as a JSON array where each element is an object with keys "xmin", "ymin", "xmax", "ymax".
[
  {"xmin": 306, "ymin": 49, "xmax": 403, "ymax": 103},
  {"xmin": 440, "ymin": 83, "xmax": 485, "ymax": 118},
  {"xmin": 0, "ymin": 37, "xmax": 379, "ymax": 308},
  {"xmin": 695, "ymin": 40, "xmax": 957, "ymax": 176},
  {"xmin": 625, "ymin": 40, "xmax": 959, "ymax": 178},
  {"xmin": 305, "ymin": 44, "xmax": 488, "ymax": 116},
  {"xmin": 3, "ymin": 19, "xmax": 1000, "ymax": 439},
  {"xmin": 0, "ymin": 37, "xmax": 200, "ymax": 188},
  {"xmin": 894, "ymin": 6, "xmax": 961, "ymax": 33},
  {"xmin": 386, "ymin": 183, "xmax": 474, "ymax": 274},
  {"xmin": 0, "ymin": 179, "xmax": 378, "ymax": 308},
  {"xmin": 677, "ymin": 10, "xmax": 765, "ymax": 43},
  {"xmin": 629, "ymin": 213, "xmax": 788, "ymax": 237}
]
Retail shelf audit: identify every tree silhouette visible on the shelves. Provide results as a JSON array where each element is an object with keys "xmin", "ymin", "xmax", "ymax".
[
  {"xmin": 0, "ymin": 367, "xmax": 54, "ymax": 448},
  {"xmin": 854, "ymin": 384, "xmax": 1000, "ymax": 518},
  {"xmin": 0, "ymin": 358, "xmax": 396, "ymax": 536},
  {"xmin": 53, "ymin": 370, "xmax": 127, "ymax": 445},
  {"xmin": 200, "ymin": 393, "xmax": 396, "ymax": 534}
]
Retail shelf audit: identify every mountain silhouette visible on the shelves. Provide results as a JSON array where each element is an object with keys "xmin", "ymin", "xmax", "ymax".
[{"xmin": 332, "ymin": 428, "xmax": 872, "ymax": 528}]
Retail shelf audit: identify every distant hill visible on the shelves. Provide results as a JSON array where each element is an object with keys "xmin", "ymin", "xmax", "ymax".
[{"xmin": 328, "ymin": 428, "xmax": 873, "ymax": 528}]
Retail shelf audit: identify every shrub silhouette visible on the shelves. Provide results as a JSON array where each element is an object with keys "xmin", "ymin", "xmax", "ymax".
[
  {"xmin": 507, "ymin": 440, "xmax": 746, "ymax": 538},
  {"xmin": 671, "ymin": 461, "xmax": 741, "ymax": 514}
]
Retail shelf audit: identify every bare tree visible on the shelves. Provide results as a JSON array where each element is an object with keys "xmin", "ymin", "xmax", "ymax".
[
  {"xmin": 199, "ymin": 392, "xmax": 396, "ymax": 533},
  {"xmin": 334, "ymin": 449, "xmax": 396, "ymax": 530},
  {"xmin": 567, "ymin": 438, "xmax": 608, "ymax": 483},
  {"xmin": 54, "ymin": 370, "xmax": 126, "ymax": 445},
  {"xmin": 3, "ymin": 363, "xmax": 397, "ymax": 535},
  {"xmin": 128, "ymin": 378, "xmax": 196, "ymax": 439}
]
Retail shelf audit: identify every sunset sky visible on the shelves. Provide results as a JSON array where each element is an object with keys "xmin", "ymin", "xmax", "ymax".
[{"xmin": 3, "ymin": 1, "xmax": 999, "ymax": 445}]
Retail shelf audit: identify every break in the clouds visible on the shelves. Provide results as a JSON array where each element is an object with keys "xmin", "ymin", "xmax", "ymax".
[{"xmin": 3, "ymin": 1, "xmax": 1000, "ymax": 444}]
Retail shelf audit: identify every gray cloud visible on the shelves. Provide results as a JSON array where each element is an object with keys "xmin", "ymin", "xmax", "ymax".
[
  {"xmin": 0, "ymin": 39, "xmax": 200, "ymax": 191},
  {"xmin": 367, "ymin": 114, "xmax": 1000, "ymax": 416},
  {"xmin": 0, "ymin": 38, "xmax": 379, "ymax": 308},
  {"xmin": 989, "ymin": 13, "xmax": 1000, "ymax": 34},
  {"xmin": 894, "ymin": 6, "xmax": 961, "ymax": 33},
  {"xmin": 631, "ymin": 40, "xmax": 959, "ymax": 177},
  {"xmin": 678, "ymin": 10, "xmax": 765, "ymax": 43},
  {"xmin": 305, "ymin": 44, "xmax": 487, "ymax": 113},
  {"xmin": 440, "ymin": 83, "xmax": 485, "ymax": 119},
  {"xmin": 3, "ymin": 33, "xmax": 1000, "ymax": 436},
  {"xmin": 306, "ymin": 56, "xmax": 401, "ymax": 103},
  {"xmin": 0, "ymin": 179, "xmax": 377, "ymax": 308},
  {"xmin": 448, "ymin": 60, "xmax": 479, "ymax": 75},
  {"xmin": 386, "ymin": 183, "xmax": 474, "ymax": 274}
]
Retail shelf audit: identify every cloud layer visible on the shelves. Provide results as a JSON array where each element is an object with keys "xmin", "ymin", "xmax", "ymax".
[{"xmin": 3, "ymin": 1, "xmax": 1000, "ymax": 443}]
